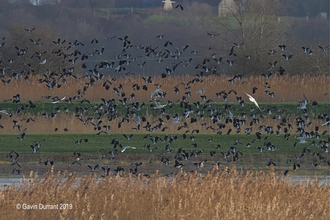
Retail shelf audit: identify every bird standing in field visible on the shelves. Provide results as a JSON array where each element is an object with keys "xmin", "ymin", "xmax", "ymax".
[{"xmin": 244, "ymin": 91, "xmax": 262, "ymax": 111}]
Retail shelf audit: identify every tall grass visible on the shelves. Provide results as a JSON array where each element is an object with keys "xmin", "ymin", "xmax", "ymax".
[
  {"xmin": 1, "ymin": 168, "xmax": 329, "ymax": 219},
  {"xmin": 0, "ymin": 74, "xmax": 329, "ymax": 103}
]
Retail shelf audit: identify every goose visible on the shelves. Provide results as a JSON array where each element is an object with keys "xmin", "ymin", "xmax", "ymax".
[
  {"xmin": 24, "ymin": 27, "xmax": 35, "ymax": 32},
  {"xmin": 2, "ymin": 79, "xmax": 11, "ymax": 85},
  {"xmin": 39, "ymin": 59, "xmax": 46, "ymax": 64},
  {"xmin": 278, "ymin": 45, "xmax": 286, "ymax": 51},
  {"xmin": 161, "ymin": 156, "xmax": 170, "ymax": 165},
  {"xmin": 75, "ymin": 138, "xmax": 88, "ymax": 144},
  {"xmin": 318, "ymin": 45, "xmax": 329, "ymax": 52},
  {"xmin": 257, "ymin": 147, "xmax": 264, "ymax": 153},
  {"xmin": 153, "ymin": 101, "xmax": 167, "ymax": 109},
  {"xmin": 53, "ymin": 38, "xmax": 66, "ymax": 45},
  {"xmin": 244, "ymin": 91, "xmax": 262, "ymax": 111},
  {"xmin": 114, "ymin": 166, "xmax": 125, "ymax": 175},
  {"xmin": 214, "ymin": 57, "xmax": 222, "ymax": 64},
  {"xmin": 297, "ymin": 99, "xmax": 307, "ymax": 109},
  {"xmin": 131, "ymin": 162, "xmax": 142, "ymax": 167},
  {"xmin": 96, "ymin": 131, "xmax": 108, "ymax": 136},
  {"xmin": 0, "ymin": 110, "xmax": 12, "ymax": 117},
  {"xmin": 52, "ymin": 96, "xmax": 66, "ymax": 104},
  {"xmin": 267, "ymin": 160, "xmax": 276, "ymax": 166},
  {"xmin": 294, "ymin": 153, "xmax": 305, "ymax": 160},
  {"xmin": 88, "ymin": 164, "xmax": 99, "ymax": 172},
  {"xmin": 150, "ymin": 89, "xmax": 166, "ymax": 100},
  {"xmin": 184, "ymin": 110, "xmax": 193, "ymax": 118},
  {"xmin": 31, "ymin": 144, "xmax": 40, "ymax": 153},
  {"xmin": 207, "ymin": 33, "xmax": 219, "ymax": 37},
  {"xmin": 90, "ymin": 38, "xmax": 98, "ymax": 44},
  {"xmin": 229, "ymin": 46, "xmax": 235, "ymax": 56},
  {"xmin": 138, "ymin": 61, "xmax": 147, "ymax": 67},
  {"xmin": 13, "ymin": 94, "xmax": 20, "ymax": 103},
  {"xmin": 44, "ymin": 159, "xmax": 54, "ymax": 166},
  {"xmin": 146, "ymin": 144, "xmax": 158, "ymax": 152},
  {"xmin": 91, "ymin": 120, "xmax": 102, "ymax": 131},
  {"xmin": 268, "ymin": 49, "xmax": 277, "ymax": 55},
  {"xmin": 296, "ymin": 135, "xmax": 307, "ymax": 144},
  {"xmin": 210, "ymin": 150, "xmax": 216, "ymax": 157},
  {"xmin": 277, "ymin": 66, "xmax": 285, "ymax": 76},
  {"xmin": 29, "ymin": 38, "xmax": 41, "ymax": 45},
  {"xmin": 12, "ymin": 168, "xmax": 21, "ymax": 174},
  {"xmin": 175, "ymin": 4, "xmax": 184, "ymax": 10},
  {"xmin": 194, "ymin": 160, "xmax": 207, "ymax": 168},
  {"xmin": 172, "ymin": 114, "xmax": 180, "ymax": 124},
  {"xmin": 7, "ymin": 150, "xmax": 20, "ymax": 167},
  {"xmin": 123, "ymin": 134, "xmax": 133, "ymax": 140},
  {"xmin": 233, "ymin": 42, "xmax": 244, "ymax": 48},
  {"xmin": 164, "ymin": 40, "xmax": 172, "ymax": 47},
  {"xmin": 221, "ymin": 151, "xmax": 230, "ymax": 159},
  {"xmin": 226, "ymin": 60, "xmax": 234, "ymax": 66},
  {"xmin": 282, "ymin": 54, "xmax": 293, "ymax": 60},
  {"xmin": 196, "ymin": 88, "xmax": 204, "ymax": 95},
  {"xmin": 133, "ymin": 116, "xmax": 141, "ymax": 127},
  {"xmin": 32, "ymin": 139, "xmax": 46, "ymax": 149},
  {"xmin": 101, "ymin": 166, "xmax": 111, "ymax": 176},
  {"xmin": 233, "ymin": 151, "xmax": 243, "ymax": 162},
  {"xmin": 174, "ymin": 160, "xmax": 184, "ymax": 168},
  {"xmin": 293, "ymin": 162, "xmax": 301, "ymax": 170},
  {"xmin": 72, "ymin": 151, "xmax": 82, "ymax": 165},
  {"xmin": 17, "ymin": 131, "xmax": 26, "ymax": 140},
  {"xmin": 322, "ymin": 120, "xmax": 330, "ymax": 126},
  {"xmin": 78, "ymin": 117, "xmax": 92, "ymax": 125},
  {"xmin": 302, "ymin": 47, "xmax": 309, "ymax": 53}
]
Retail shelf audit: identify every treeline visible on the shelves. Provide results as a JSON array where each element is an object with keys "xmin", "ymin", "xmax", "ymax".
[
  {"xmin": 0, "ymin": 0, "xmax": 328, "ymax": 78},
  {"xmin": 4, "ymin": 0, "xmax": 330, "ymax": 18}
]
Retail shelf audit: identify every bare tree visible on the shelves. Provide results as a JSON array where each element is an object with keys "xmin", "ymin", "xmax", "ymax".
[
  {"xmin": 1, "ymin": 24, "xmax": 82, "ymax": 77},
  {"xmin": 212, "ymin": 0, "xmax": 286, "ymax": 75}
]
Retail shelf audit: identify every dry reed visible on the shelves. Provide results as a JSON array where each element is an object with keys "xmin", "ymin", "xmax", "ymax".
[
  {"xmin": 0, "ymin": 74, "xmax": 329, "ymax": 133},
  {"xmin": 1, "ymin": 168, "xmax": 329, "ymax": 219},
  {"xmin": 0, "ymin": 74, "xmax": 329, "ymax": 103}
]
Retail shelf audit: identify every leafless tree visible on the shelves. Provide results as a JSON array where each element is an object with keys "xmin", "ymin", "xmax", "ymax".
[{"xmin": 211, "ymin": 0, "xmax": 286, "ymax": 75}]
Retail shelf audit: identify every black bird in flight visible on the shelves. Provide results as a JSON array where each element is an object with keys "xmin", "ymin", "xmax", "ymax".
[{"xmin": 175, "ymin": 4, "xmax": 184, "ymax": 10}]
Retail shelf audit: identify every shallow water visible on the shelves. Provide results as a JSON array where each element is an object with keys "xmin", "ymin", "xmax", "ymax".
[{"xmin": 1, "ymin": 175, "xmax": 329, "ymax": 190}]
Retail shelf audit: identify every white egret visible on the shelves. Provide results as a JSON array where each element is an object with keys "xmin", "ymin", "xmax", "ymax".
[{"xmin": 244, "ymin": 91, "xmax": 262, "ymax": 111}]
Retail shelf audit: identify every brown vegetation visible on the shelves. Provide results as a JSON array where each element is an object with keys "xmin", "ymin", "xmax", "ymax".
[
  {"xmin": 0, "ymin": 74, "xmax": 328, "ymax": 133},
  {"xmin": 1, "ymin": 168, "xmax": 329, "ymax": 219},
  {"xmin": 0, "ymin": 74, "xmax": 329, "ymax": 103}
]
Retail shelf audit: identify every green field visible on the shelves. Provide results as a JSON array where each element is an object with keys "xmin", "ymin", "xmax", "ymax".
[
  {"xmin": 0, "ymin": 100, "xmax": 329, "ymax": 176},
  {"xmin": 0, "ymin": 132, "xmax": 328, "ymax": 175}
]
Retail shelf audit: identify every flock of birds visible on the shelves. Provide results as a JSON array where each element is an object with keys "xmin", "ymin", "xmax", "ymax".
[{"xmin": 0, "ymin": 26, "xmax": 329, "ymax": 178}]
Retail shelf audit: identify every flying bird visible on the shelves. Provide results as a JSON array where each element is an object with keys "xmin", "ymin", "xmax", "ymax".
[
  {"xmin": 120, "ymin": 145, "xmax": 136, "ymax": 153},
  {"xmin": 175, "ymin": 4, "xmax": 184, "ymax": 10},
  {"xmin": 244, "ymin": 91, "xmax": 262, "ymax": 111}
]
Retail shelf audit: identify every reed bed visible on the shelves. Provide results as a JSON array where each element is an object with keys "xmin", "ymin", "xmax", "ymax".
[
  {"xmin": 0, "ymin": 74, "xmax": 328, "ymax": 133},
  {"xmin": 1, "ymin": 168, "xmax": 329, "ymax": 219},
  {"xmin": 0, "ymin": 111, "xmax": 328, "ymax": 134},
  {"xmin": 0, "ymin": 74, "xmax": 329, "ymax": 103}
]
